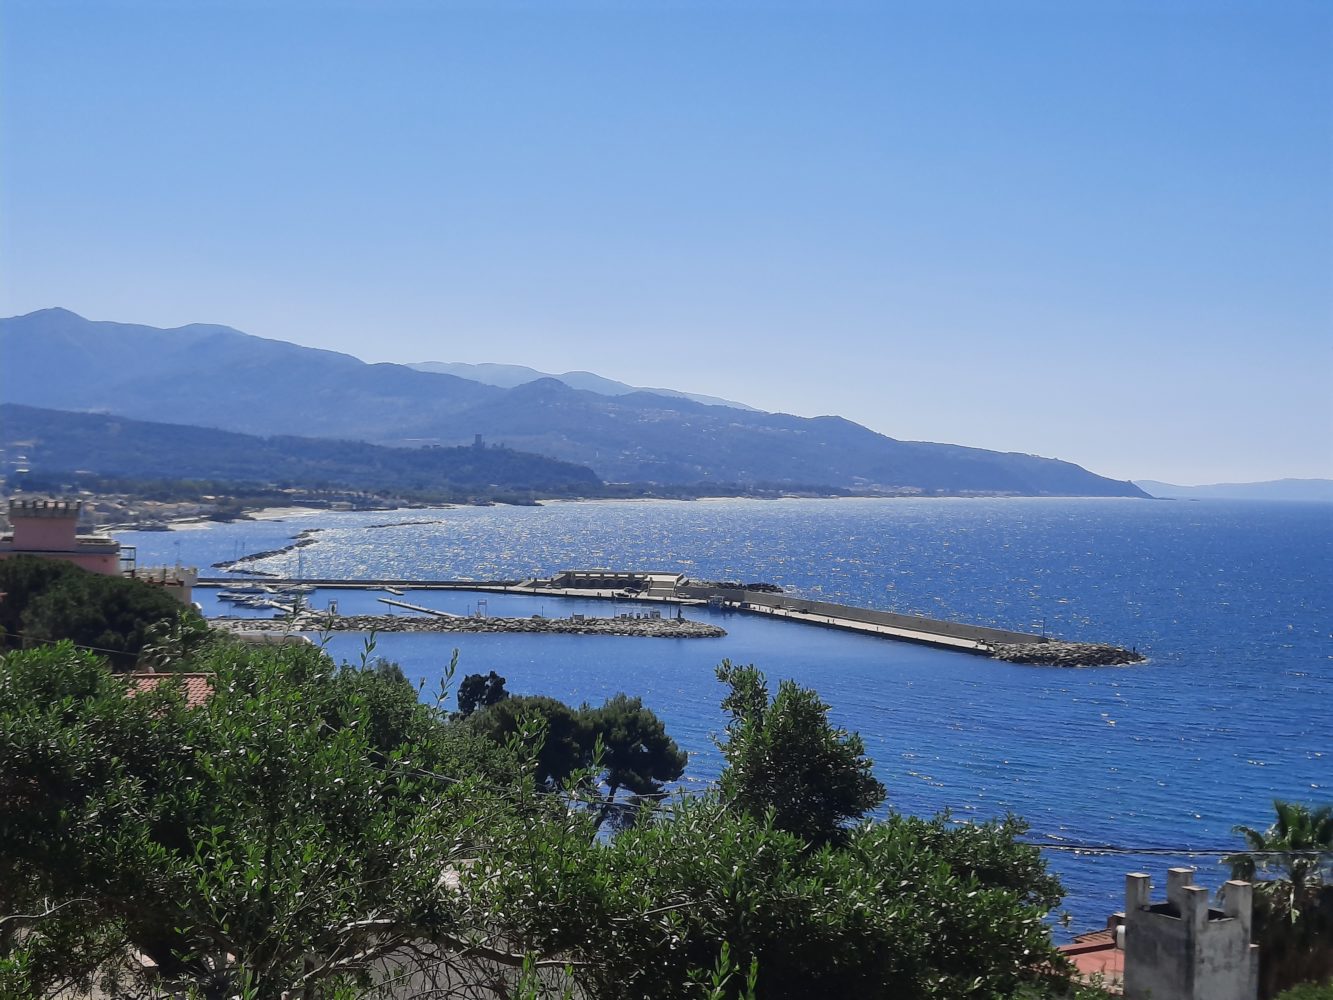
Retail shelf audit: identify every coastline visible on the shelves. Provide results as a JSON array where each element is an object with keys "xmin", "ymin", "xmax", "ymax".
[
  {"xmin": 242, "ymin": 505, "xmax": 331, "ymax": 521},
  {"xmin": 143, "ymin": 491, "xmax": 1158, "ymax": 533},
  {"xmin": 163, "ymin": 506, "xmax": 328, "ymax": 531}
]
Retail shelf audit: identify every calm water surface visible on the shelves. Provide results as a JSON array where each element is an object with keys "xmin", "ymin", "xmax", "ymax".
[{"xmin": 121, "ymin": 497, "xmax": 1332, "ymax": 936}]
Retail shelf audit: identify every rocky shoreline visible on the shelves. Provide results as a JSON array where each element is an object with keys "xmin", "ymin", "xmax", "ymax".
[
  {"xmin": 213, "ymin": 612, "xmax": 727, "ymax": 639},
  {"xmin": 987, "ymin": 640, "xmax": 1145, "ymax": 667}
]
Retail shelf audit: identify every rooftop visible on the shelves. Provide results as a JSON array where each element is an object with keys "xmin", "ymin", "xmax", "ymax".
[
  {"xmin": 124, "ymin": 672, "xmax": 214, "ymax": 709},
  {"xmin": 1057, "ymin": 927, "xmax": 1124, "ymax": 992}
]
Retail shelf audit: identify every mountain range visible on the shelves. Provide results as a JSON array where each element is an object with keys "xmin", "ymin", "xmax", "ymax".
[
  {"xmin": 0, "ymin": 308, "xmax": 1147, "ymax": 497},
  {"xmin": 409, "ymin": 361, "xmax": 756, "ymax": 411}
]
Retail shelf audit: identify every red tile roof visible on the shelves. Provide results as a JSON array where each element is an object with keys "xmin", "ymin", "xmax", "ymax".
[
  {"xmin": 1058, "ymin": 928, "xmax": 1124, "ymax": 991},
  {"xmin": 125, "ymin": 672, "xmax": 214, "ymax": 709}
]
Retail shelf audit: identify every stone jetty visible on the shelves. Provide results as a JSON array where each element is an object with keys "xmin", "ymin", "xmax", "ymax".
[
  {"xmin": 987, "ymin": 640, "xmax": 1145, "ymax": 667},
  {"xmin": 212, "ymin": 612, "xmax": 726, "ymax": 639}
]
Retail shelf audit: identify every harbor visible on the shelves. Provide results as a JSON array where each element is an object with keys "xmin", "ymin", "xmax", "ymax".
[{"xmin": 199, "ymin": 569, "xmax": 1144, "ymax": 666}]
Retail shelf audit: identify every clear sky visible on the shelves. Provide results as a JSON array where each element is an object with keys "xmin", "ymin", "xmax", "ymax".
[{"xmin": 2, "ymin": 0, "xmax": 1329, "ymax": 484}]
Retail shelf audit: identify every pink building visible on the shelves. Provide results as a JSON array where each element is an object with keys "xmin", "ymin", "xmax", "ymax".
[
  {"xmin": 0, "ymin": 498, "xmax": 198, "ymax": 603},
  {"xmin": 0, "ymin": 498, "xmax": 122, "ymax": 574}
]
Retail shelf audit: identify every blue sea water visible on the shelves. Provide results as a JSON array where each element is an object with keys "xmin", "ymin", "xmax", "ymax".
[{"xmin": 119, "ymin": 497, "xmax": 1332, "ymax": 936}]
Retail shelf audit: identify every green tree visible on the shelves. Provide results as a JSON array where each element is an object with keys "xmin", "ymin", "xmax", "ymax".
[
  {"xmin": 0, "ymin": 555, "xmax": 199, "ymax": 668},
  {"xmin": 1250, "ymin": 883, "xmax": 1333, "ymax": 999},
  {"xmin": 457, "ymin": 669, "xmax": 509, "ymax": 716},
  {"xmin": 0, "ymin": 556, "xmax": 83, "ymax": 644},
  {"xmin": 1230, "ymin": 800, "xmax": 1333, "ymax": 902},
  {"xmin": 470, "ymin": 692, "xmax": 686, "ymax": 830},
  {"xmin": 584, "ymin": 693, "xmax": 686, "ymax": 828},
  {"xmin": 471, "ymin": 693, "xmax": 592, "ymax": 789},
  {"xmin": 0, "ymin": 641, "xmax": 564, "ymax": 999},
  {"xmin": 137, "ymin": 609, "xmax": 220, "ymax": 671},
  {"xmin": 715, "ymin": 661, "xmax": 885, "ymax": 846},
  {"xmin": 326, "ymin": 655, "xmax": 434, "ymax": 753},
  {"xmin": 491, "ymin": 793, "xmax": 1069, "ymax": 1000}
]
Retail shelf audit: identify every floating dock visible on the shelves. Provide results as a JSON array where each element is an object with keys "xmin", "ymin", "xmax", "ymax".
[{"xmin": 377, "ymin": 597, "xmax": 463, "ymax": 618}]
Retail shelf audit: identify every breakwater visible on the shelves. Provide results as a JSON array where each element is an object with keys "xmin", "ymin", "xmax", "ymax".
[
  {"xmin": 670, "ymin": 585, "xmax": 1144, "ymax": 665},
  {"xmin": 198, "ymin": 573, "xmax": 1141, "ymax": 666},
  {"xmin": 211, "ymin": 611, "xmax": 726, "ymax": 639},
  {"xmin": 988, "ymin": 641, "xmax": 1143, "ymax": 667}
]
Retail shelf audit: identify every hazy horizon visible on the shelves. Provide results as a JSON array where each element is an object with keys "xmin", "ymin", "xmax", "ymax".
[{"xmin": 2, "ymin": 1, "xmax": 1329, "ymax": 483}]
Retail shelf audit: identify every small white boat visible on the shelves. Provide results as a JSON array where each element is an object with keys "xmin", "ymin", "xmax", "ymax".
[{"xmin": 218, "ymin": 590, "xmax": 260, "ymax": 602}]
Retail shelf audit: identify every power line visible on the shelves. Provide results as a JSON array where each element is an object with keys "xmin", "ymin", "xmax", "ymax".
[
  {"xmin": 1025, "ymin": 841, "xmax": 1333, "ymax": 858},
  {"xmin": 3, "ymin": 630, "xmax": 136, "ymax": 659}
]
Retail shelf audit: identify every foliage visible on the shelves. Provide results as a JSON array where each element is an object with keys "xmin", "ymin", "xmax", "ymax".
[
  {"xmin": 1227, "ymin": 800, "xmax": 1333, "ymax": 998},
  {"xmin": 0, "ymin": 640, "xmax": 542, "ymax": 998},
  {"xmin": 0, "ymin": 643, "xmax": 1080, "ymax": 999},
  {"xmin": 1253, "ymin": 883, "xmax": 1333, "ymax": 999},
  {"xmin": 138, "ymin": 610, "xmax": 223, "ymax": 671},
  {"xmin": 469, "ymin": 691, "xmax": 686, "ymax": 828},
  {"xmin": 488, "ymin": 794, "xmax": 1068, "ymax": 1000},
  {"xmin": 0, "ymin": 555, "xmax": 79, "ymax": 641},
  {"xmin": 471, "ymin": 694, "xmax": 591, "ymax": 789},
  {"xmin": 1274, "ymin": 982, "xmax": 1333, "ymax": 1000},
  {"xmin": 457, "ymin": 669, "xmax": 509, "ymax": 716},
  {"xmin": 583, "ymin": 693, "xmax": 687, "ymax": 825},
  {"xmin": 325, "ymin": 655, "xmax": 434, "ymax": 753},
  {"xmin": 1230, "ymin": 800, "xmax": 1333, "ymax": 901},
  {"xmin": 715, "ymin": 660, "xmax": 885, "ymax": 846},
  {"xmin": 0, "ymin": 555, "xmax": 200, "ymax": 668}
]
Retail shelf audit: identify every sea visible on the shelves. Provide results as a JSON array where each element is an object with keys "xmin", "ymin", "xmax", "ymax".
[{"xmin": 117, "ymin": 497, "xmax": 1332, "ymax": 938}]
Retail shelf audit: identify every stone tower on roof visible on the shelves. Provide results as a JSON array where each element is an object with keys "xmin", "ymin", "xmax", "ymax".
[{"xmin": 1123, "ymin": 867, "xmax": 1258, "ymax": 1000}]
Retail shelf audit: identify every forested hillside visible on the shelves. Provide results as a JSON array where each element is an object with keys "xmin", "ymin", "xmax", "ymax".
[{"xmin": 0, "ymin": 404, "xmax": 602, "ymax": 495}]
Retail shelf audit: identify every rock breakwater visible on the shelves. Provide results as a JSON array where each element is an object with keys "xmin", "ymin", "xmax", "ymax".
[
  {"xmin": 212, "ymin": 528, "xmax": 324, "ymax": 573},
  {"xmin": 213, "ymin": 612, "xmax": 726, "ymax": 639},
  {"xmin": 988, "ymin": 640, "xmax": 1145, "ymax": 667}
]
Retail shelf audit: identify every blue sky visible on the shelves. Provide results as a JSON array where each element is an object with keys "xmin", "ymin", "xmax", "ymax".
[{"xmin": 2, "ymin": 0, "xmax": 1329, "ymax": 483}]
